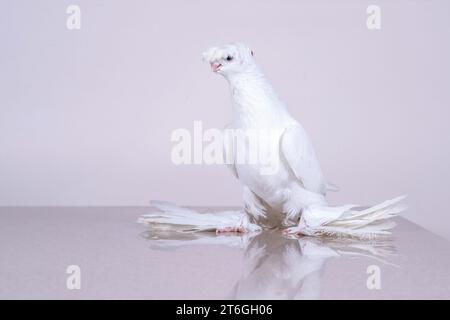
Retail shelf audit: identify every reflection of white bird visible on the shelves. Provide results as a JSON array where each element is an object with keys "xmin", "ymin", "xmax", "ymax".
[
  {"xmin": 230, "ymin": 232, "xmax": 397, "ymax": 299},
  {"xmin": 230, "ymin": 231, "xmax": 335, "ymax": 299},
  {"xmin": 143, "ymin": 230, "xmax": 396, "ymax": 299},
  {"xmin": 229, "ymin": 232, "xmax": 396, "ymax": 300},
  {"xmin": 140, "ymin": 43, "xmax": 406, "ymax": 238}
]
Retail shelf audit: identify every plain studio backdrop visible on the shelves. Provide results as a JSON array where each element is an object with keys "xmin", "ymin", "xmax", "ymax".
[{"xmin": 0, "ymin": 0, "xmax": 449, "ymax": 239}]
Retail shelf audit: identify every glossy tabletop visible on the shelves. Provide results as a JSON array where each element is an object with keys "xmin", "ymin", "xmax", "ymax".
[{"xmin": 1, "ymin": 207, "xmax": 449, "ymax": 299}]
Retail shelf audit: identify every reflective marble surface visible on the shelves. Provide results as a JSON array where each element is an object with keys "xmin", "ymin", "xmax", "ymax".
[{"xmin": 1, "ymin": 207, "xmax": 449, "ymax": 299}]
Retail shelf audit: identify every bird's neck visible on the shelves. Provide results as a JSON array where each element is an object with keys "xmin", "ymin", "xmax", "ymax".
[{"xmin": 225, "ymin": 68, "xmax": 290, "ymax": 128}]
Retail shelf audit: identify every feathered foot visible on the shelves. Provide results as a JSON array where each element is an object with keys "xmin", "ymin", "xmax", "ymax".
[
  {"xmin": 139, "ymin": 201, "xmax": 262, "ymax": 234},
  {"xmin": 283, "ymin": 196, "xmax": 407, "ymax": 239}
]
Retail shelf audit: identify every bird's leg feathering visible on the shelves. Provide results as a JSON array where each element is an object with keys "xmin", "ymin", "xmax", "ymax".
[
  {"xmin": 284, "ymin": 196, "xmax": 407, "ymax": 239},
  {"xmin": 138, "ymin": 201, "xmax": 262, "ymax": 234}
]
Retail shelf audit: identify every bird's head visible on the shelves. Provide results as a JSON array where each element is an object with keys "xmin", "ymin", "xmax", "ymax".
[{"xmin": 202, "ymin": 42, "xmax": 256, "ymax": 77}]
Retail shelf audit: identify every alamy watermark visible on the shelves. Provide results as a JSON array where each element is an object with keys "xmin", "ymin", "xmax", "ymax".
[
  {"xmin": 171, "ymin": 121, "xmax": 281, "ymax": 175},
  {"xmin": 366, "ymin": 5, "xmax": 381, "ymax": 30},
  {"xmin": 366, "ymin": 264, "xmax": 381, "ymax": 290},
  {"xmin": 66, "ymin": 5, "xmax": 81, "ymax": 30},
  {"xmin": 66, "ymin": 265, "xmax": 81, "ymax": 290}
]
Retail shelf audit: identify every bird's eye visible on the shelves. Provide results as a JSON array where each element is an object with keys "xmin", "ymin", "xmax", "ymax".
[
  {"xmin": 251, "ymin": 50, "xmax": 254, "ymax": 56},
  {"xmin": 226, "ymin": 56, "xmax": 233, "ymax": 61}
]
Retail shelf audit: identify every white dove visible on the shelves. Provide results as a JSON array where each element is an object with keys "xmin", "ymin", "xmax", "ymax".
[{"xmin": 140, "ymin": 42, "xmax": 406, "ymax": 238}]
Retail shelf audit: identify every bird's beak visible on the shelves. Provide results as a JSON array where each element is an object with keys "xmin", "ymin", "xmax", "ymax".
[{"xmin": 210, "ymin": 62, "xmax": 222, "ymax": 72}]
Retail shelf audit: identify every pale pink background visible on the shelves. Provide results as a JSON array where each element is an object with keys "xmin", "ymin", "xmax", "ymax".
[{"xmin": 0, "ymin": 1, "xmax": 449, "ymax": 239}]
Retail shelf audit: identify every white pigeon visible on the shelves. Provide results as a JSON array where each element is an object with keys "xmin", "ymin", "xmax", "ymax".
[{"xmin": 139, "ymin": 42, "xmax": 406, "ymax": 239}]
